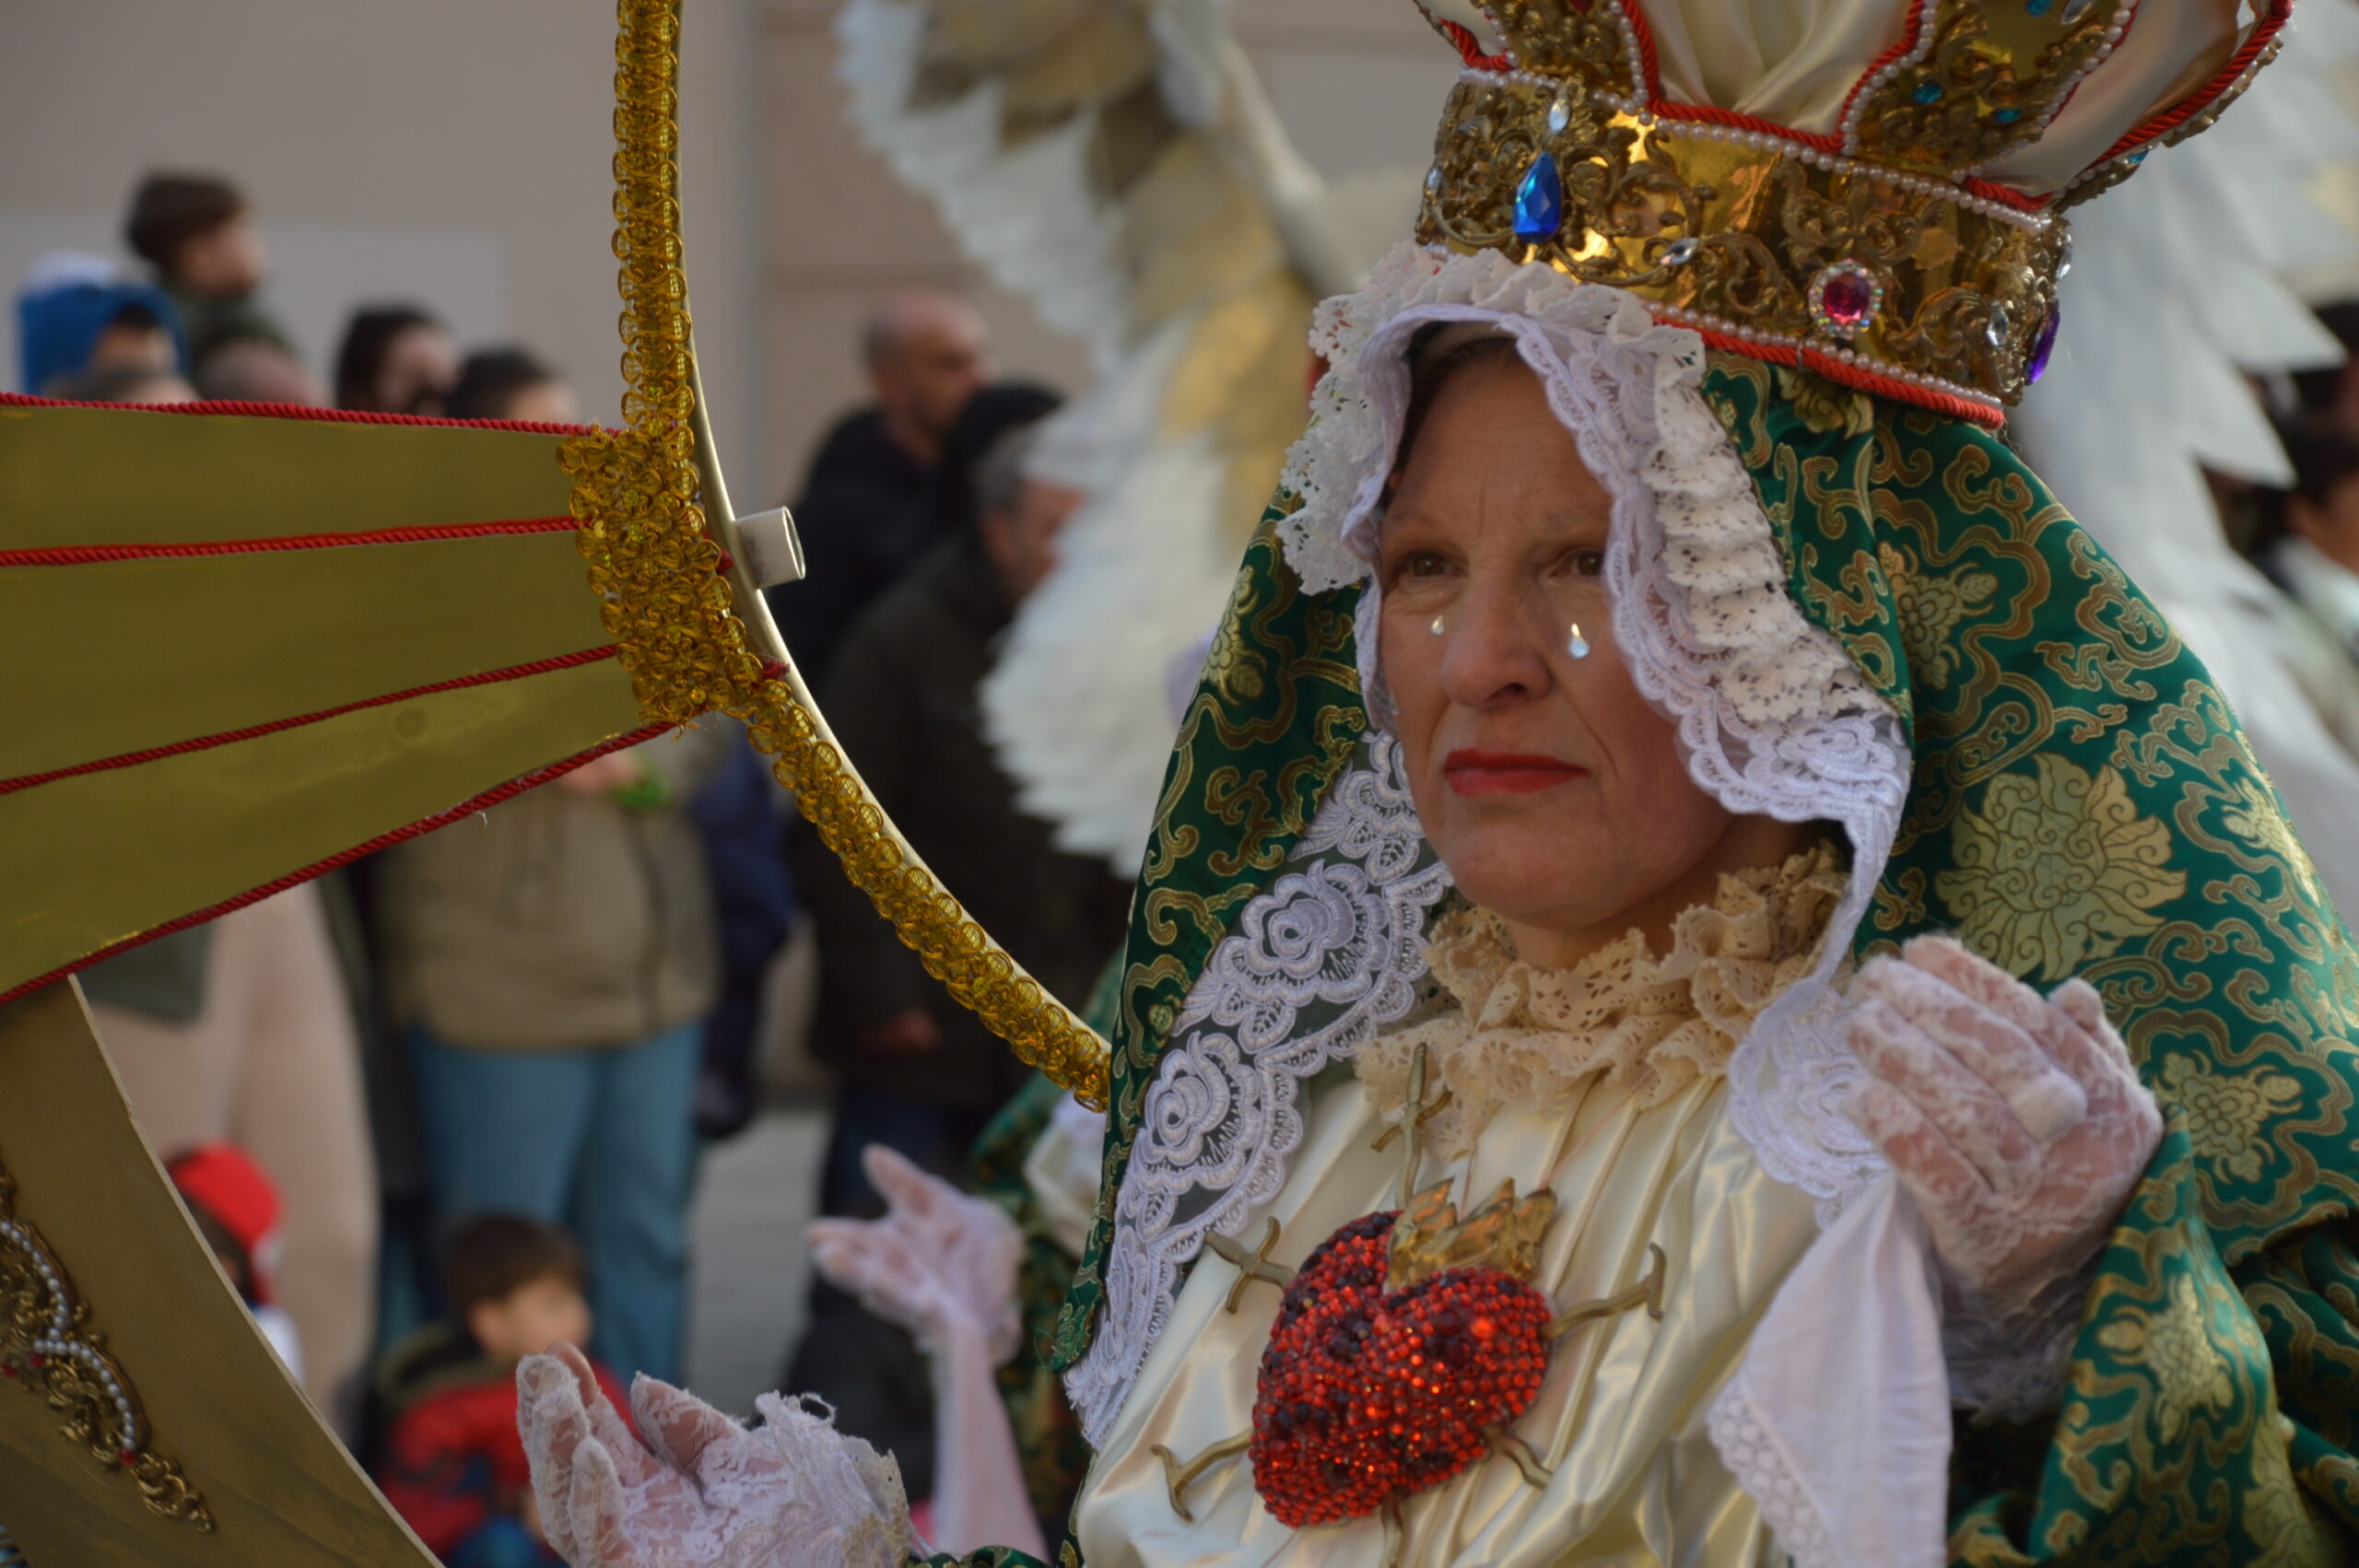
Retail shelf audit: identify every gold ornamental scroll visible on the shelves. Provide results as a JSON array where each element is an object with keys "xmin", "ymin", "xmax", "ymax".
[
  {"xmin": 571, "ymin": 0, "xmax": 1111, "ymax": 1107},
  {"xmin": 0, "ymin": 981, "xmax": 440, "ymax": 1566}
]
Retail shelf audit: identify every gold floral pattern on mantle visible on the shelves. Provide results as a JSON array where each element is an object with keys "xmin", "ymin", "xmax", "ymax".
[
  {"xmin": 0, "ymin": 1164, "xmax": 210, "ymax": 1530},
  {"xmin": 1935, "ymin": 754, "xmax": 2185, "ymax": 980}
]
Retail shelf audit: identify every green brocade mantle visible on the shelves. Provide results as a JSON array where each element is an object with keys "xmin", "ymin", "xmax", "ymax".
[{"xmin": 1018, "ymin": 357, "xmax": 2359, "ymax": 1564}]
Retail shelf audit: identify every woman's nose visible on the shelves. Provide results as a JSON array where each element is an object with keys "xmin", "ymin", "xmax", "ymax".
[{"xmin": 1437, "ymin": 583, "xmax": 1555, "ymax": 709}]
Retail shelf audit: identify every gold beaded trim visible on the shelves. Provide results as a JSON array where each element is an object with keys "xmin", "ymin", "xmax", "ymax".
[
  {"xmin": 1416, "ymin": 78, "xmax": 2065, "ymax": 408},
  {"xmin": 0, "ymin": 1165, "xmax": 211, "ymax": 1530},
  {"xmin": 566, "ymin": 0, "xmax": 1109, "ymax": 1108}
]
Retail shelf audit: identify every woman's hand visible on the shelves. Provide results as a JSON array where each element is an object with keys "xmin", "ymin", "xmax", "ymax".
[
  {"xmin": 805, "ymin": 1144, "xmax": 1024, "ymax": 1364},
  {"xmin": 1843, "ymin": 935, "xmax": 2163, "ymax": 1306},
  {"xmin": 517, "ymin": 1342, "xmax": 909, "ymax": 1568}
]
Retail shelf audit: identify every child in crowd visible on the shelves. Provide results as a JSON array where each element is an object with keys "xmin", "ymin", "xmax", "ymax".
[
  {"xmin": 167, "ymin": 1143, "xmax": 305, "ymax": 1382},
  {"xmin": 375, "ymin": 1216, "xmax": 628, "ymax": 1568},
  {"xmin": 122, "ymin": 171, "xmax": 295, "ymax": 371}
]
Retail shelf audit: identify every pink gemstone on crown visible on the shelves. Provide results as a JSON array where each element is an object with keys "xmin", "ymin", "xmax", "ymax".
[{"xmin": 1807, "ymin": 262, "xmax": 1884, "ymax": 341}]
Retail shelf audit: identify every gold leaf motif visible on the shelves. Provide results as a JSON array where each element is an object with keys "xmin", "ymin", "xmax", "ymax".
[
  {"xmin": 1937, "ymin": 755, "xmax": 2186, "ymax": 980},
  {"xmin": 0, "ymin": 1169, "xmax": 209, "ymax": 1529},
  {"xmin": 2093, "ymin": 1275, "xmax": 2235, "ymax": 1445},
  {"xmin": 2157, "ymin": 1057, "xmax": 2306, "ymax": 1186},
  {"xmin": 2220, "ymin": 776, "xmax": 2326, "ymax": 905},
  {"xmin": 1387, "ymin": 1178, "xmax": 1558, "ymax": 1291},
  {"xmin": 1877, "ymin": 541, "xmax": 1997, "ymax": 689}
]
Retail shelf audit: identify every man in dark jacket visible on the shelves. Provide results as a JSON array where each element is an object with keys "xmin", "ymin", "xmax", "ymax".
[
  {"xmin": 763, "ymin": 292, "xmax": 990, "ymax": 681},
  {"xmin": 782, "ymin": 394, "xmax": 1132, "ymax": 1498}
]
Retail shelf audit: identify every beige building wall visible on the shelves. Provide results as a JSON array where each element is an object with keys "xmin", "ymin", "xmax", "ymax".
[{"xmin": 3, "ymin": 1, "xmax": 1452, "ymax": 509}]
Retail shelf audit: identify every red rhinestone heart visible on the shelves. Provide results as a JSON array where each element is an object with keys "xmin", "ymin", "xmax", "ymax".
[{"xmin": 1248, "ymin": 1211, "xmax": 1553, "ymax": 1527}]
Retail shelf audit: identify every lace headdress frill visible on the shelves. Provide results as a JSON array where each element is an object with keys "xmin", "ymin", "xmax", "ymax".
[{"xmin": 1356, "ymin": 840, "xmax": 1848, "ymax": 1160}]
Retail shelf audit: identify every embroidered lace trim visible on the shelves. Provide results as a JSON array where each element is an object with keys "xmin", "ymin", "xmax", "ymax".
[
  {"xmin": 1064, "ymin": 731, "xmax": 1455, "ymax": 1445},
  {"xmin": 1706, "ymin": 1376, "xmax": 1837, "ymax": 1568},
  {"xmin": 1356, "ymin": 842, "xmax": 1847, "ymax": 1160}
]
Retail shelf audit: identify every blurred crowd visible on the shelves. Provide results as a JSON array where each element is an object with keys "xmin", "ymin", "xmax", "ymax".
[{"xmin": 19, "ymin": 170, "xmax": 1126, "ymax": 1567}]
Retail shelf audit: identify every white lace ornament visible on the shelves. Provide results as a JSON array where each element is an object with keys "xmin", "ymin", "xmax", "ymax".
[
  {"xmin": 519, "ymin": 1351, "xmax": 911, "ymax": 1568},
  {"xmin": 1064, "ymin": 731, "xmax": 1454, "ymax": 1445}
]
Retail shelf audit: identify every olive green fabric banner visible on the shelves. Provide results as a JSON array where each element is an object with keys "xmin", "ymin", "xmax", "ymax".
[{"xmin": 0, "ymin": 401, "xmax": 648, "ymax": 1002}]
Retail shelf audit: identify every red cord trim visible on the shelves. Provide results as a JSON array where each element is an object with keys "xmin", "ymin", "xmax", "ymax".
[
  {"xmin": 1674, "ymin": 317, "xmax": 2007, "ymax": 428},
  {"xmin": 2083, "ymin": 0, "xmax": 2287, "ymax": 168},
  {"xmin": 1431, "ymin": 15, "xmax": 1512, "ymax": 72},
  {"xmin": 0, "ymin": 516, "xmax": 579, "ymax": 569},
  {"xmin": 0, "ymin": 721, "xmax": 674, "ymax": 1010},
  {"xmin": 0, "ymin": 645, "xmax": 621, "ymax": 799},
  {"xmin": 0, "ymin": 390, "xmax": 589, "ymax": 436}
]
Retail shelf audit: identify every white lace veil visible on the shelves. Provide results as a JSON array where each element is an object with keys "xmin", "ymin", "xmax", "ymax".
[{"xmin": 1066, "ymin": 243, "xmax": 1916, "ymax": 1446}]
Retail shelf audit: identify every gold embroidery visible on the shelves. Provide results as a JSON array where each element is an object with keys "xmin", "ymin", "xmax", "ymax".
[
  {"xmin": 1879, "ymin": 541, "xmax": 1997, "ymax": 691},
  {"xmin": 2157, "ymin": 1057, "xmax": 2306, "ymax": 1186},
  {"xmin": 0, "ymin": 1168, "xmax": 209, "ymax": 1530},
  {"xmin": 2222, "ymin": 776, "xmax": 2327, "ymax": 905},
  {"xmin": 1937, "ymin": 755, "xmax": 2186, "ymax": 980},
  {"xmin": 2094, "ymin": 1275, "xmax": 2235, "ymax": 1445}
]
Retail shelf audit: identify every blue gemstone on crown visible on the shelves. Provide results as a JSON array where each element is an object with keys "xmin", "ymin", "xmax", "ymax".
[
  {"xmin": 1514, "ymin": 153, "xmax": 1564, "ymax": 245},
  {"xmin": 1913, "ymin": 81, "xmax": 1942, "ymax": 104}
]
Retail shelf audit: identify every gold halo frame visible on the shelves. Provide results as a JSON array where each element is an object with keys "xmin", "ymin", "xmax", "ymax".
[{"xmin": 568, "ymin": 0, "xmax": 1110, "ymax": 1108}]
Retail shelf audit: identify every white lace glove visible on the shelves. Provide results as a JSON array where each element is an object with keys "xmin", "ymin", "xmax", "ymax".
[
  {"xmin": 517, "ymin": 1342, "xmax": 910, "ymax": 1568},
  {"xmin": 1843, "ymin": 936, "xmax": 2164, "ymax": 1314},
  {"xmin": 805, "ymin": 1143, "xmax": 1025, "ymax": 1365}
]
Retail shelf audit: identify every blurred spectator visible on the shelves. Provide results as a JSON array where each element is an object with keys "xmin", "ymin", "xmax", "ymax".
[
  {"xmin": 375, "ymin": 1215, "xmax": 627, "ymax": 1567},
  {"xmin": 335, "ymin": 304, "xmax": 461, "ymax": 415},
  {"xmin": 762, "ymin": 291, "xmax": 989, "ymax": 680},
  {"xmin": 167, "ymin": 1143, "xmax": 305, "ymax": 1381},
  {"xmin": 49, "ymin": 361, "xmax": 196, "ymax": 404},
  {"xmin": 81, "ymin": 890, "xmax": 379, "ymax": 1424},
  {"xmin": 781, "ymin": 387, "xmax": 1132, "ymax": 1496},
  {"xmin": 447, "ymin": 346, "xmax": 581, "ymax": 425},
  {"xmin": 375, "ymin": 514, "xmax": 732, "ymax": 1386},
  {"xmin": 123, "ymin": 171, "xmax": 295, "ymax": 369},
  {"xmin": 687, "ymin": 736, "xmax": 795, "ymax": 1141},
  {"xmin": 2261, "ymin": 420, "xmax": 2359, "ymax": 743},
  {"xmin": 15, "ymin": 251, "xmax": 183, "ymax": 393},
  {"xmin": 194, "ymin": 336, "xmax": 324, "ymax": 405}
]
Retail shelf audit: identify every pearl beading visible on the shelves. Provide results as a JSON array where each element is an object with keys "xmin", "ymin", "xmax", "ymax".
[
  {"xmin": 0, "ymin": 1216, "xmax": 141, "ymax": 1449},
  {"xmin": 2061, "ymin": 34, "xmax": 2283, "ymax": 198}
]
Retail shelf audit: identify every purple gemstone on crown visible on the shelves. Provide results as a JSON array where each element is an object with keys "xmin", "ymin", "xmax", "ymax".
[
  {"xmin": 2026, "ymin": 306, "xmax": 2060, "ymax": 383},
  {"xmin": 1514, "ymin": 153, "xmax": 1565, "ymax": 245}
]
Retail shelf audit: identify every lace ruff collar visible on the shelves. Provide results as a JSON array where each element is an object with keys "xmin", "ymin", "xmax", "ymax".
[{"xmin": 1357, "ymin": 841, "xmax": 1848, "ymax": 1160}]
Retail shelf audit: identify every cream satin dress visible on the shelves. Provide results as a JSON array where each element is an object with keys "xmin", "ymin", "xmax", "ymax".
[{"xmin": 1075, "ymin": 853, "xmax": 1845, "ymax": 1568}]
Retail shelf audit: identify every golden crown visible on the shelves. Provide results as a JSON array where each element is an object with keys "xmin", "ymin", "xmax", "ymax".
[{"xmin": 1411, "ymin": 0, "xmax": 2289, "ymax": 421}]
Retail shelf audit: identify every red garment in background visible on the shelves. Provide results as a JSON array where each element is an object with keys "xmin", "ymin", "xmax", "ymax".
[{"xmin": 379, "ymin": 1353, "xmax": 632, "ymax": 1554}]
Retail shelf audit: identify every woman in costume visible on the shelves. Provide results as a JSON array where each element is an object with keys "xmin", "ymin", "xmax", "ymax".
[{"xmin": 517, "ymin": 1, "xmax": 2359, "ymax": 1562}]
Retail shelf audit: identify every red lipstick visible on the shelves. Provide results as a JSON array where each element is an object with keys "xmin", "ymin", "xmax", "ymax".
[{"xmin": 1442, "ymin": 749, "xmax": 1587, "ymax": 796}]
